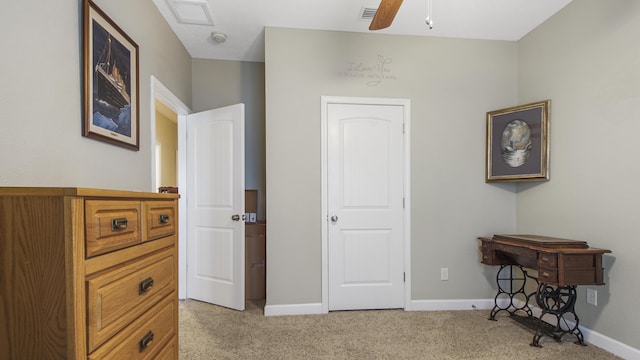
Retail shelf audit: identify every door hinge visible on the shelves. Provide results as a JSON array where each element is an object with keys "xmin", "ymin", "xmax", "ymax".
[
  {"xmin": 403, "ymin": 198, "xmax": 405, "ymax": 209},
  {"xmin": 402, "ymin": 123, "xmax": 405, "ymax": 134},
  {"xmin": 403, "ymin": 272, "xmax": 406, "ymax": 282}
]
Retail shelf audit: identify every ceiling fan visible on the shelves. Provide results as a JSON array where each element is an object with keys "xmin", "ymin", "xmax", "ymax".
[{"xmin": 369, "ymin": 0, "xmax": 404, "ymax": 31}]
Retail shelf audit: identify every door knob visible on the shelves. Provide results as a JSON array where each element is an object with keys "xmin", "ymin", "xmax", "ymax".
[
  {"xmin": 232, "ymin": 214, "xmax": 241, "ymax": 221},
  {"xmin": 330, "ymin": 215, "xmax": 338, "ymax": 223}
]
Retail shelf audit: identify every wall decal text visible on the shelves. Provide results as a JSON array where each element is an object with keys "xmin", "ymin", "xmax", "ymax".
[{"xmin": 339, "ymin": 55, "xmax": 397, "ymax": 86}]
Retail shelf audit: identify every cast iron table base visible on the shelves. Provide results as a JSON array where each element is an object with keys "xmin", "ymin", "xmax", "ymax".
[{"xmin": 488, "ymin": 264, "xmax": 586, "ymax": 347}]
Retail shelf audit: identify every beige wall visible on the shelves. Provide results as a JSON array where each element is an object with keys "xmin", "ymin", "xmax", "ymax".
[
  {"xmin": 265, "ymin": 28, "xmax": 519, "ymax": 305},
  {"xmin": 517, "ymin": 0, "xmax": 640, "ymax": 349},
  {"xmin": 192, "ymin": 59, "xmax": 266, "ymax": 221},
  {"xmin": 0, "ymin": 0, "xmax": 191, "ymax": 191},
  {"xmin": 155, "ymin": 105, "xmax": 178, "ymax": 187}
]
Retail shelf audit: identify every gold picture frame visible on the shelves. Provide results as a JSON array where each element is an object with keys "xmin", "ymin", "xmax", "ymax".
[
  {"xmin": 83, "ymin": 0, "xmax": 139, "ymax": 150},
  {"xmin": 486, "ymin": 100, "xmax": 550, "ymax": 182}
]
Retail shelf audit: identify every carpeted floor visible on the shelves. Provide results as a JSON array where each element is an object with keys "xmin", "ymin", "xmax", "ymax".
[{"xmin": 179, "ymin": 299, "xmax": 620, "ymax": 359}]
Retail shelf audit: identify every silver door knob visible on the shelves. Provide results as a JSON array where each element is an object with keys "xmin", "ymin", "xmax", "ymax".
[{"xmin": 330, "ymin": 215, "xmax": 338, "ymax": 223}]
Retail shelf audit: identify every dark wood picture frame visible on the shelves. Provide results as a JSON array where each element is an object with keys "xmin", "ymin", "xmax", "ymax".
[
  {"xmin": 83, "ymin": 0, "xmax": 139, "ymax": 151},
  {"xmin": 486, "ymin": 100, "xmax": 550, "ymax": 182}
]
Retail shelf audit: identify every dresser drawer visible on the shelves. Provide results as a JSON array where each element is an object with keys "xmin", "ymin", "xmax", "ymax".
[
  {"xmin": 155, "ymin": 337, "xmax": 178, "ymax": 360},
  {"xmin": 143, "ymin": 201, "xmax": 176, "ymax": 241},
  {"xmin": 87, "ymin": 250, "xmax": 176, "ymax": 351},
  {"xmin": 88, "ymin": 296, "xmax": 177, "ymax": 360},
  {"xmin": 86, "ymin": 200, "xmax": 141, "ymax": 257}
]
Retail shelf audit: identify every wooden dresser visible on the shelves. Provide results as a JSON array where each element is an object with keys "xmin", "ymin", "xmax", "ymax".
[{"xmin": 0, "ymin": 187, "xmax": 179, "ymax": 359}]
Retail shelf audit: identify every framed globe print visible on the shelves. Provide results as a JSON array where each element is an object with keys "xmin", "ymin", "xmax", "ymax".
[{"xmin": 486, "ymin": 100, "xmax": 550, "ymax": 182}]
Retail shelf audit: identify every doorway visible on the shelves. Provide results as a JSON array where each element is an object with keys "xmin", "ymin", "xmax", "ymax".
[
  {"xmin": 152, "ymin": 77, "xmax": 253, "ymax": 309},
  {"xmin": 151, "ymin": 76, "xmax": 190, "ymax": 299},
  {"xmin": 320, "ymin": 96, "xmax": 411, "ymax": 313}
]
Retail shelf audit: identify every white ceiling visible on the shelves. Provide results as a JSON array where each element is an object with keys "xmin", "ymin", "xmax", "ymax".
[{"xmin": 152, "ymin": 0, "xmax": 573, "ymax": 63}]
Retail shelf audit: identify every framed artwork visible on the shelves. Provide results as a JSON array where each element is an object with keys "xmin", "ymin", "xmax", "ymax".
[
  {"xmin": 486, "ymin": 100, "xmax": 550, "ymax": 182},
  {"xmin": 83, "ymin": 0, "xmax": 139, "ymax": 150}
]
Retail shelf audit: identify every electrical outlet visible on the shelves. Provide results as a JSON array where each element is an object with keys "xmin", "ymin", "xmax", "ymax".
[
  {"xmin": 586, "ymin": 288, "xmax": 597, "ymax": 306},
  {"xmin": 440, "ymin": 267, "xmax": 449, "ymax": 281}
]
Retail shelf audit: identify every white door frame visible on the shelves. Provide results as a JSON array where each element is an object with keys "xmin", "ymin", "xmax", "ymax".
[
  {"xmin": 151, "ymin": 75, "xmax": 191, "ymax": 299},
  {"xmin": 320, "ymin": 96, "xmax": 411, "ymax": 313}
]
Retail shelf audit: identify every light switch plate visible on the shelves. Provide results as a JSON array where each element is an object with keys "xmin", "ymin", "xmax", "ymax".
[{"xmin": 440, "ymin": 267, "xmax": 449, "ymax": 281}]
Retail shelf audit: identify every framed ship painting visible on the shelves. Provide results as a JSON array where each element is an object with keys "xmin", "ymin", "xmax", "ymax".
[
  {"xmin": 486, "ymin": 100, "xmax": 550, "ymax": 182},
  {"xmin": 83, "ymin": 0, "xmax": 139, "ymax": 150}
]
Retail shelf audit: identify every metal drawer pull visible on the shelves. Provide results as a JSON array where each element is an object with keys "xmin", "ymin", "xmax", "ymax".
[
  {"xmin": 542, "ymin": 271, "xmax": 550, "ymax": 277},
  {"xmin": 111, "ymin": 218, "xmax": 128, "ymax": 231},
  {"xmin": 159, "ymin": 214, "xmax": 170, "ymax": 224},
  {"xmin": 139, "ymin": 331, "xmax": 154, "ymax": 352},
  {"xmin": 139, "ymin": 277, "xmax": 154, "ymax": 295},
  {"xmin": 541, "ymin": 256, "xmax": 550, "ymax": 262}
]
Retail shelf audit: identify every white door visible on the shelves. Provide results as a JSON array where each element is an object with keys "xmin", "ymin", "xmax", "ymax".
[
  {"xmin": 327, "ymin": 102, "xmax": 405, "ymax": 311},
  {"xmin": 186, "ymin": 104, "xmax": 245, "ymax": 311}
]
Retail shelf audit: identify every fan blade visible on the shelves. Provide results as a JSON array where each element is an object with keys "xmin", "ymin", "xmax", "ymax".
[{"xmin": 369, "ymin": 0, "xmax": 404, "ymax": 30}]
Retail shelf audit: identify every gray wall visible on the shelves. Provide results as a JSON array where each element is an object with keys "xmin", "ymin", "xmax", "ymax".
[
  {"xmin": 264, "ymin": 28, "xmax": 518, "ymax": 305},
  {"xmin": 192, "ymin": 59, "xmax": 266, "ymax": 221},
  {"xmin": 0, "ymin": 0, "xmax": 191, "ymax": 191},
  {"xmin": 517, "ymin": 0, "xmax": 640, "ymax": 350}
]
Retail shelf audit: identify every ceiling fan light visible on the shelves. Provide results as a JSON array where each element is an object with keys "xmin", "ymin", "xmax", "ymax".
[{"xmin": 425, "ymin": 0, "xmax": 434, "ymax": 29}]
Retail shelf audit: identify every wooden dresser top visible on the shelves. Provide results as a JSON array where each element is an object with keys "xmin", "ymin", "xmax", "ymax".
[{"xmin": 0, "ymin": 187, "xmax": 179, "ymax": 199}]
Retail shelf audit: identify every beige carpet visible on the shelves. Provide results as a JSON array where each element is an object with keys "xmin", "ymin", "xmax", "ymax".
[{"xmin": 179, "ymin": 299, "xmax": 620, "ymax": 360}]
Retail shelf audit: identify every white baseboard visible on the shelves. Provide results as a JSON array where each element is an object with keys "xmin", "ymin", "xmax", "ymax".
[
  {"xmin": 263, "ymin": 299, "xmax": 639, "ymax": 359},
  {"xmin": 263, "ymin": 299, "xmax": 498, "ymax": 316},
  {"xmin": 582, "ymin": 326, "xmax": 640, "ymax": 360},
  {"xmin": 406, "ymin": 298, "xmax": 501, "ymax": 311},
  {"xmin": 264, "ymin": 302, "xmax": 323, "ymax": 316}
]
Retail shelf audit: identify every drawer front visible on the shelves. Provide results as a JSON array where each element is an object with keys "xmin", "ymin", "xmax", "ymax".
[
  {"xmin": 538, "ymin": 267, "xmax": 558, "ymax": 284},
  {"xmin": 87, "ymin": 250, "xmax": 176, "ymax": 351},
  {"xmin": 481, "ymin": 242, "xmax": 491, "ymax": 252},
  {"xmin": 143, "ymin": 201, "xmax": 176, "ymax": 241},
  {"xmin": 155, "ymin": 338, "xmax": 178, "ymax": 360},
  {"xmin": 88, "ymin": 297, "xmax": 177, "ymax": 360},
  {"xmin": 562, "ymin": 253, "xmax": 596, "ymax": 268},
  {"xmin": 563, "ymin": 268, "xmax": 601, "ymax": 285},
  {"xmin": 86, "ymin": 200, "xmax": 141, "ymax": 257},
  {"xmin": 480, "ymin": 241, "xmax": 500, "ymax": 265},
  {"xmin": 538, "ymin": 252, "xmax": 557, "ymax": 267},
  {"xmin": 481, "ymin": 251, "xmax": 500, "ymax": 265}
]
